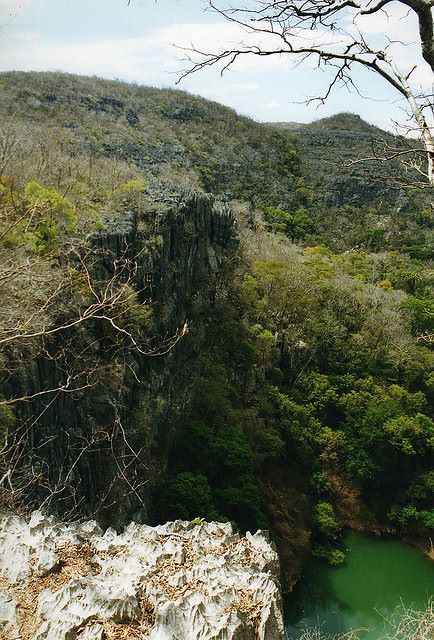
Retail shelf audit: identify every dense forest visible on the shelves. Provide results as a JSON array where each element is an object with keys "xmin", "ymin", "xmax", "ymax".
[{"xmin": 0, "ymin": 71, "xmax": 432, "ymax": 593}]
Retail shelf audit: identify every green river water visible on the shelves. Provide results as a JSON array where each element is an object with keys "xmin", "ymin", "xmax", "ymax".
[{"xmin": 284, "ymin": 531, "xmax": 434, "ymax": 639}]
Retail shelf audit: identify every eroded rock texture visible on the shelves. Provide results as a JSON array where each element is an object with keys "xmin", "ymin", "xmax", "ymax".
[
  {"xmin": 0, "ymin": 512, "xmax": 284, "ymax": 640},
  {"xmin": 4, "ymin": 191, "xmax": 237, "ymax": 526}
]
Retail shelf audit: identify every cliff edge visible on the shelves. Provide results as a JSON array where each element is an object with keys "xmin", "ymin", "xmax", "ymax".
[{"xmin": 0, "ymin": 512, "xmax": 284, "ymax": 640}]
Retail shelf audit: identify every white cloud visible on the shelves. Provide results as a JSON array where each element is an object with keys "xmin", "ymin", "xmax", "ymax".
[
  {"xmin": 264, "ymin": 100, "xmax": 282, "ymax": 109},
  {"xmin": 197, "ymin": 82, "xmax": 258, "ymax": 98},
  {"xmin": 0, "ymin": 29, "xmax": 172, "ymax": 85},
  {"xmin": 353, "ymin": 3, "xmax": 416, "ymax": 41},
  {"xmin": 191, "ymin": 81, "xmax": 259, "ymax": 116},
  {"xmin": 1, "ymin": 13, "xmax": 410, "ymax": 89},
  {"xmin": 166, "ymin": 20, "xmax": 354, "ymax": 73},
  {"xmin": 154, "ymin": 21, "xmax": 293, "ymax": 74},
  {"xmin": 0, "ymin": 19, "xmax": 303, "ymax": 87}
]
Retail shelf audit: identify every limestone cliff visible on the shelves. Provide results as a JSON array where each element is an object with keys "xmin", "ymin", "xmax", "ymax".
[
  {"xmin": 4, "ymin": 191, "xmax": 237, "ymax": 527},
  {"xmin": 0, "ymin": 511, "xmax": 284, "ymax": 640}
]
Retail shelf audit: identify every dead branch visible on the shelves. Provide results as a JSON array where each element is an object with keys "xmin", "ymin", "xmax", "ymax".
[{"xmin": 178, "ymin": 0, "xmax": 434, "ymax": 186}]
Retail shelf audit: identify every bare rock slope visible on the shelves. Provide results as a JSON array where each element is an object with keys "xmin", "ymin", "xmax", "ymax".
[{"xmin": 0, "ymin": 512, "xmax": 284, "ymax": 640}]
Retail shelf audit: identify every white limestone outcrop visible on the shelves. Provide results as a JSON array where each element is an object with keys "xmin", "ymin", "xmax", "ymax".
[{"xmin": 0, "ymin": 512, "xmax": 284, "ymax": 640}]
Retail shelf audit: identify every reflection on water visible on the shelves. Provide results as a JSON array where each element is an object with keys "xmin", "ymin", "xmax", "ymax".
[{"xmin": 284, "ymin": 531, "xmax": 434, "ymax": 639}]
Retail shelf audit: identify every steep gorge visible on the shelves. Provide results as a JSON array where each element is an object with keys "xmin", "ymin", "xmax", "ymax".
[{"xmin": 0, "ymin": 72, "xmax": 432, "ymax": 619}]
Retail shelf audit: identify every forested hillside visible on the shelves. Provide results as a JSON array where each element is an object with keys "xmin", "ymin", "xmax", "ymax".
[
  {"xmin": 270, "ymin": 114, "xmax": 433, "ymax": 256},
  {"xmin": 0, "ymin": 71, "xmax": 303, "ymax": 207},
  {"xmin": 0, "ymin": 72, "xmax": 432, "ymax": 590}
]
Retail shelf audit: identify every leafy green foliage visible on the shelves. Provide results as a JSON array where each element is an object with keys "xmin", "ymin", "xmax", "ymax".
[
  {"xmin": 22, "ymin": 181, "xmax": 77, "ymax": 253},
  {"xmin": 313, "ymin": 501, "xmax": 341, "ymax": 539},
  {"xmin": 229, "ymin": 226, "xmax": 432, "ymax": 543},
  {"xmin": 158, "ymin": 223, "xmax": 431, "ymax": 544},
  {"xmin": 156, "ymin": 356, "xmax": 268, "ymax": 532},
  {"xmin": 311, "ymin": 546, "xmax": 346, "ymax": 565},
  {"xmin": 159, "ymin": 472, "xmax": 217, "ymax": 522},
  {"xmin": 260, "ymin": 205, "xmax": 314, "ymax": 240},
  {"xmin": 384, "ymin": 414, "xmax": 434, "ymax": 456},
  {"xmin": 0, "ymin": 178, "xmax": 78, "ymax": 253}
]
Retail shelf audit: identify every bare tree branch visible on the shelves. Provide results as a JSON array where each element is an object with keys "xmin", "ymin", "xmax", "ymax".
[{"xmin": 179, "ymin": 0, "xmax": 434, "ymax": 186}]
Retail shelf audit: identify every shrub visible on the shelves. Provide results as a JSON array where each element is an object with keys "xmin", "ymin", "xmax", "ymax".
[
  {"xmin": 22, "ymin": 181, "xmax": 77, "ymax": 252},
  {"xmin": 312, "ymin": 545, "xmax": 346, "ymax": 565},
  {"xmin": 161, "ymin": 472, "xmax": 217, "ymax": 522},
  {"xmin": 313, "ymin": 501, "xmax": 341, "ymax": 540}
]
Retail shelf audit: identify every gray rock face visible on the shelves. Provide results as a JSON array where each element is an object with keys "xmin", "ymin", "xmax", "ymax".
[
  {"xmin": 6, "ymin": 191, "xmax": 238, "ymax": 527},
  {"xmin": 0, "ymin": 512, "xmax": 284, "ymax": 640}
]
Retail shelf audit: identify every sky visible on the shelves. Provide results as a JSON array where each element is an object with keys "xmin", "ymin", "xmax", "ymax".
[{"xmin": 0, "ymin": 0, "xmax": 431, "ymax": 130}]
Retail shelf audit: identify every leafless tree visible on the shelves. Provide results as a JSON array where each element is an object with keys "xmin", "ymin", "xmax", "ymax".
[
  {"xmin": 0, "ymin": 241, "xmax": 186, "ymax": 399},
  {"xmin": 0, "ymin": 118, "xmax": 23, "ymax": 179},
  {"xmin": 0, "ymin": 184, "xmax": 190, "ymax": 515},
  {"xmin": 0, "ymin": 234, "xmax": 189, "ymax": 517},
  {"xmin": 180, "ymin": 0, "xmax": 434, "ymax": 187}
]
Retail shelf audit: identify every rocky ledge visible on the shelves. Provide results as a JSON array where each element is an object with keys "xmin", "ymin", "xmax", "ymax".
[{"xmin": 0, "ymin": 512, "xmax": 284, "ymax": 640}]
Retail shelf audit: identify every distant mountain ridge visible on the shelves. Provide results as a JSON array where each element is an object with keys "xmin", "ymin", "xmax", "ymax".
[
  {"xmin": 0, "ymin": 72, "xmax": 430, "ymax": 255},
  {"xmin": 267, "ymin": 112, "xmax": 411, "ymax": 207},
  {"xmin": 0, "ymin": 72, "xmax": 416, "ymax": 210},
  {"xmin": 267, "ymin": 112, "xmax": 385, "ymax": 134},
  {"xmin": 304, "ymin": 112, "xmax": 383, "ymax": 133},
  {"xmin": 0, "ymin": 70, "xmax": 302, "ymax": 210}
]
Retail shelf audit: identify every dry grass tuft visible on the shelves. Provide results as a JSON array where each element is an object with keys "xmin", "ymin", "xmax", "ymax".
[
  {"xmin": 285, "ymin": 600, "xmax": 434, "ymax": 640},
  {"xmin": 2, "ymin": 542, "xmax": 100, "ymax": 640},
  {"xmin": 79, "ymin": 593, "xmax": 155, "ymax": 640},
  {"xmin": 386, "ymin": 599, "xmax": 434, "ymax": 640}
]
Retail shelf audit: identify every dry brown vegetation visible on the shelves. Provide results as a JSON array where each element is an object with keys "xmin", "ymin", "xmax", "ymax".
[{"xmin": 3, "ymin": 542, "xmax": 98, "ymax": 640}]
